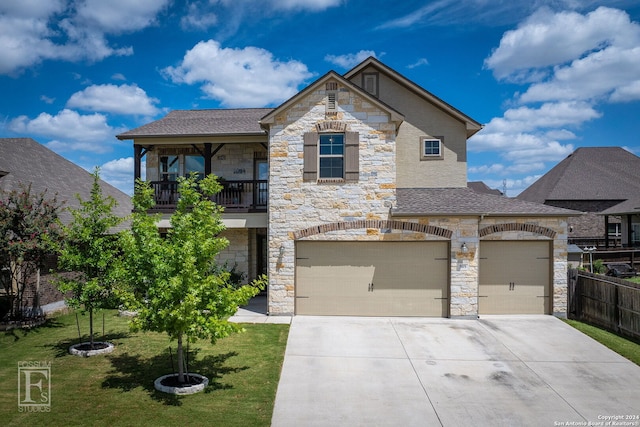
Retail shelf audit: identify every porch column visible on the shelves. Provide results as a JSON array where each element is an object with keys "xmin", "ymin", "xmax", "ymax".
[
  {"xmin": 204, "ymin": 143, "xmax": 212, "ymax": 177},
  {"xmin": 627, "ymin": 215, "xmax": 633, "ymax": 248},
  {"xmin": 605, "ymin": 215, "xmax": 610, "ymax": 248},
  {"xmin": 134, "ymin": 145, "xmax": 142, "ymax": 181}
]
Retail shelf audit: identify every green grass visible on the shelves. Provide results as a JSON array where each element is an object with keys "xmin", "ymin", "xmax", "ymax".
[
  {"xmin": 1, "ymin": 310, "xmax": 289, "ymax": 427},
  {"xmin": 564, "ymin": 319, "xmax": 640, "ymax": 366}
]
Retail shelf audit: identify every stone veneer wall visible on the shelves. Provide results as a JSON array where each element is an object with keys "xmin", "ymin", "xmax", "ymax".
[
  {"xmin": 268, "ymin": 83, "xmax": 398, "ymax": 314},
  {"xmin": 217, "ymin": 229, "xmax": 250, "ymax": 284},
  {"xmin": 266, "ymin": 82, "xmax": 569, "ymax": 317}
]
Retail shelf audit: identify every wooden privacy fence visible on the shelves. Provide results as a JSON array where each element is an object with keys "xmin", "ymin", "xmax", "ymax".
[{"xmin": 568, "ymin": 269, "xmax": 640, "ymax": 341}]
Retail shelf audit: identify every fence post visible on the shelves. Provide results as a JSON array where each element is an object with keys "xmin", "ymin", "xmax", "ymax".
[{"xmin": 613, "ymin": 283, "xmax": 620, "ymax": 333}]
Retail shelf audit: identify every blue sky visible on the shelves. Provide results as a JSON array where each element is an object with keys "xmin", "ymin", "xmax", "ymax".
[{"xmin": 1, "ymin": 0, "xmax": 639, "ymax": 196}]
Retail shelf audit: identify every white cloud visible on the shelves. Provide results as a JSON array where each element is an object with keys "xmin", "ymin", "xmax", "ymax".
[
  {"xmin": 74, "ymin": 0, "xmax": 170, "ymax": 33},
  {"xmin": 473, "ymin": 6, "xmax": 640, "ymax": 191},
  {"xmin": 217, "ymin": 0, "xmax": 342, "ymax": 11},
  {"xmin": 67, "ymin": 84, "xmax": 160, "ymax": 116},
  {"xmin": 181, "ymin": 2, "xmax": 218, "ymax": 31},
  {"xmin": 484, "ymin": 7, "xmax": 640, "ymax": 81},
  {"xmin": 8, "ymin": 109, "xmax": 123, "ymax": 154},
  {"xmin": 483, "ymin": 102, "xmax": 601, "ymax": 134},
  {"xmin": 100, "ymin": 157, "xmax": 142, "ymax": 195},
  {"xmin": 163, "ymin": 40, "xmax": 313, "ymax": 107},
  {"xmin": 325, "ymin": 50, "xmax": 378, "ymax": 69},
  {"xmin": 0, "ymin": 0, "xmax": 168, "ymax": 75},
  {"xmin": 407, "ymin": 58, "xmax": 429, "ymax": 69},
  {"xmin": 46, "ymin": 139, "xmax": 113, "ymax": 154},
  {"xmin": 268, "ymin": 0, "xmax": 342, "ymax": 11},
  {"xmin": 519, "ymin": 46, "xmax": 640, "ymax": 103}
]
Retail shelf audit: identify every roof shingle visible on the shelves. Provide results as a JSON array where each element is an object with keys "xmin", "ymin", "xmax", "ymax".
[
  {"xmin": 0, "ymin": 138, "xmax": 132, "ymax": 230},
  {"xmin": 395, "ymin": 187, "xmax": 579, "ymax": 216},
  {"xmin": 116, "ymin": 108, "xmax": 272, "ymax": 139},
  {"xmin": 518, "ymin": 147, "xmax": 640, "ymax": 203}
]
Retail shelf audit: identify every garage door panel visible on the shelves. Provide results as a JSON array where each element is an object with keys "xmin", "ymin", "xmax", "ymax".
[
  {"xmin": 296, "ymin": 241, "xmax": 449, "ymax": 316},
  {"xmin": 479, "ymin": 241, "xmax": 551, "ymax": 315}
]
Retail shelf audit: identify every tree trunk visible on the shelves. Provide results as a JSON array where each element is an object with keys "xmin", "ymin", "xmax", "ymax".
[
  {"xmin": 89, "ymin": 308, "xmax": 94, "ymax": 349},
  {"xmin": 177, "ymin": 334, "xmax": 185, "ymax": 383}
]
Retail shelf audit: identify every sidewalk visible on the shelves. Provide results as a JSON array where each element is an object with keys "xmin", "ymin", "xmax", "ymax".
[{"xmin": 229, "ymin": 294, "xmax": 291, "ymax": 324}]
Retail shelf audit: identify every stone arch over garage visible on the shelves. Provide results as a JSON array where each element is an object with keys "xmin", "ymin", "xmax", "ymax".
[
  {"xmin": 479, "ymin": 222, "xmax": 556, "ymax": 238},
  {"xmin": 292, "ymin": 220, "xmax": 453, "ymax": 239}
]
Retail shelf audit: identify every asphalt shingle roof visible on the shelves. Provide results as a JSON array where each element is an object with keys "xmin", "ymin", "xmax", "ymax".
[
  {"xmin": 394, "ymin": 187, "xmax": 579, "ymax": 216},
  {"xmin": 0, "ymin": 138, "xmax": 132, "ymax": 230},
  {"xmin": 116, "ymin": 108, "xmax": 272, "ymax": 139},
  {"xmin": 517, "ymin": 147, "xmax": 640, "ymax": 203}
]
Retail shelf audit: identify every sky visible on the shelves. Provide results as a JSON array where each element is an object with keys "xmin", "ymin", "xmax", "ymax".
[{"xmin": 1, "ymin": 0, "xmax": 639, "ymax": 196}]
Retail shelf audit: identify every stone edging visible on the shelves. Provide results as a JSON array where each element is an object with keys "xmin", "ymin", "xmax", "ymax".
[
  {"xmin": 69, "ymin": 342, "xmax": 115, "ymax": 357},
  {"xmin": 154, "ymin": 373, "xmax": 209, "ymax": 395}
]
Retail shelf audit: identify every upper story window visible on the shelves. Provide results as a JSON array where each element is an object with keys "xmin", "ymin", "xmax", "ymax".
[
  {"xmin": 185, "ymin": 155, "xmax": 205, "ymax": 177},
  {"xmin": 420, "ymin": 136, "xmax": 444, "ymax": 160},
  {"xmin": 303, "ymin": 127, "xmax": 359, "ymax": 182},
  {"xmin": 319, "ymin": 134, "xmax": 344, "ymax": 179}
]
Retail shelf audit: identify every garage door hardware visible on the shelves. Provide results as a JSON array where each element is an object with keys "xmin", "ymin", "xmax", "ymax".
[
  {"xmin": 509, "ymin": 282, "xmax": 515, "ymax": 291},
  {"xmin": 368, "ymin": 283, "xmax": 374, "ymax": 292}
]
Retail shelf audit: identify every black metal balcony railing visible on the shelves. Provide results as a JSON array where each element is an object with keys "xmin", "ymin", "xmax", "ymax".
[{"xmin": 149, "ymin": 180, "xmax": 267, "ymax": 212}]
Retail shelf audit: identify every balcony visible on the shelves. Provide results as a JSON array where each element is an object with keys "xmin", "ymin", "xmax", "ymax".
[{"xmin": 149, "ymin": 179, "xmax": 268, "ymax": 213}]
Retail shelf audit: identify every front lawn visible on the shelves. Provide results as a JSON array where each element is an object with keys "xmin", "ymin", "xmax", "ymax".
[
  {"xmin": 1, "ymin": 310, "xmax": 289, "ymax": 427},
  {"xmin": 564, "ymin": 319, "xmax": 640, "ymax": 366}
]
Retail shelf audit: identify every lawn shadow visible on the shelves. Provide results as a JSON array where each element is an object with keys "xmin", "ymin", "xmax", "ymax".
[
  {"xmin": 102, "ymin": 347, "xmax": 249, "ymax": 405},
  {"xmin": 2, "ymin": 317, "xmax": 65, "ymax": 342},
  {"xmin": 43, "ymin": 331, "xmax": 132, "ymax": 358}
]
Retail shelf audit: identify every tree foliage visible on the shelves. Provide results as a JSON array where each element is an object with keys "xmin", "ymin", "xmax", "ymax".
[
  {"xmin": 55, "ymin": 169, "xmax": 123, "ymax": 348},
  {"xmin": 0, "ymin": 184, "xmax": 63, "ymax": 319},
  {"xmin": 120, "ymin": 174, "xmax": 264, "ymax": 383}
]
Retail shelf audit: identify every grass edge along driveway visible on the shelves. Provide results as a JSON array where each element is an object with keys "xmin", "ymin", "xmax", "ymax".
[{"xmin": 1, "ymin": 310, "xmax": 289, "ymax": 427}]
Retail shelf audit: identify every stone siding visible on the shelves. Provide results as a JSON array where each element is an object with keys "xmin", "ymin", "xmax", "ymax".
[{"xmin": 268, "ymin": 82, "xmax": 397, "ymax": 314}]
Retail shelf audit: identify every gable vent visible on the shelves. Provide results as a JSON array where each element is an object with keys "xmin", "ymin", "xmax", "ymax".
[
  {"xmin": 325, "ymin": 82, "xmax": 338, "ymax": 91},
  {"xmin": 327, "ymin": 92, "xmax": 337, "ymax": 111}
]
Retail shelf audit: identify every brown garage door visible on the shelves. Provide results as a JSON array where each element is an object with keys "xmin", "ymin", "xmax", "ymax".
[
  {"xmin": 479, "ymin": 241, "xmax": 551, "ymax": 314},
  {"xmin": 295, "ymin": 241, "xmax": 449, "ymax": 316}
]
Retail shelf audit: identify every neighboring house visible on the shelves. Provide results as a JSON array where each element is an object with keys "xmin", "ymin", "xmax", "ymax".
[
  {"xmin": 600, "ymin": 198, "xmax": 640, "ymax": 248},
  {"xmin": 118, "ymin": 57, "xmax": 577, "ymax": 318},
  {"xmin": 468, "ymin": 181, "xmax": 503, "ymax": 196},
  {"xmin": 0, "ymin": 137, "xmax": 133, "ymax": 313},
  {"xmin": 517, "ymin": 147, "xmax": 640, "ymax": 248}
]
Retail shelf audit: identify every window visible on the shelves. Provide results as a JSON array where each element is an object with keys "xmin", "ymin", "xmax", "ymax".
[
  {"xmin": 420, "ymin": 136, "xmax": 444, "ymax": 160},
  {"xmin": 304, "ymin": 130, "xmax": 359, "ymax": 182},
  {"xmin": 160, "ymin": 155, "xmax": 179, "ymax": 181},
  {"xmin": 319, "ymin": 134, "xmax": 344, "ymax": 178},
  {"xmin": 185, "ymin": 155, "xmax": 205, "ymax": 178}
]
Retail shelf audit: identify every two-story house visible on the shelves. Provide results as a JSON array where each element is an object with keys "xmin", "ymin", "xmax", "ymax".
[{"xmin": 118, "ymin": 57, "xmax": 577, "ymax": 318}]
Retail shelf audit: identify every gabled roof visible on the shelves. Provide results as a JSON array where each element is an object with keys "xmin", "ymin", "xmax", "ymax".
[
  {"xmin": 260, "ymin": 70, "xmax": 404, "ymax": 126},
  {"xmin": 344, "ymin": 57, "xmax": 483, "ymax": 138},
  {"xmin": 0, "ymin": 138, "xmax": 132, "ymax": 229},
  {"xmin": 394, "ymin": 187, "xmax": 579, "ymax": 217},
  {"xmin": 600, "ymin": 198, "xmax": 640, "ymax": 215},
  {"xmin": 116, "ymin": 108, "xmax": 272, "ymax": 140},
  {"xmin": 468, "ymin": 181, "xmax": 503, "ymax": 196},
  {"xmin": 518, "ymin": 147, "xmax": 640, "ymax": 203}
]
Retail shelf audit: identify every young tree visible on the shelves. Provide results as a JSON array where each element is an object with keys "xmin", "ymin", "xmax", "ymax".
[
  {"xmin": 55, "ymin": 169, "xmax": 123, "ymax": 349},
  {"xmin": 0, "ymin": 184, "xmax": 63, "ymax": 320},
  {"xmin": 120, "ymin": 174, "xmax": 263, "ymax": 384}
]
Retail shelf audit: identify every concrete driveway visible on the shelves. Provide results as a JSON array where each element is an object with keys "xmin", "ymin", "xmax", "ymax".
[{"xmin": 271, "ymin": 315, "xmax": 640, "ymax": 427}]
